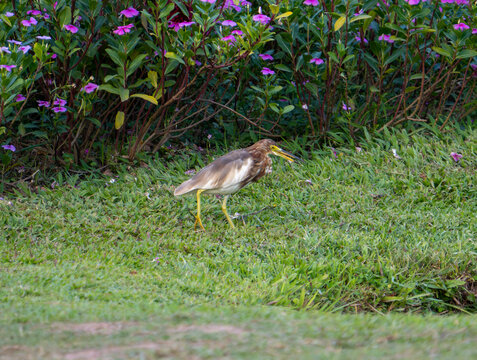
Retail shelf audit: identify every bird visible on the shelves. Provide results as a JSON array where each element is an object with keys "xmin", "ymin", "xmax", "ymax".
[{"xmin": 174, "ymin": 139, "xmax": 301, "ymax": 230}]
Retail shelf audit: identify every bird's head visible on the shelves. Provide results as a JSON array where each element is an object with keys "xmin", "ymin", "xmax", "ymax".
[{"xmin": 252, "ymin": 139, "xmax": 302, "ymax": 163}]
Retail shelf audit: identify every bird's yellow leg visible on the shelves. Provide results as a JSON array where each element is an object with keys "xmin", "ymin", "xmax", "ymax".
[
  {"xmin": 221, "ymin": 195, "xmax": 235, "ymax": 228},
  {"xmin": 194, "ymin": 189, "xmax": 206, "ymax": 231}
]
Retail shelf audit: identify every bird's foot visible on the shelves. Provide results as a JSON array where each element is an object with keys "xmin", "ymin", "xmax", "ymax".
[{"xmin": 194, "ymin": 216, "xmax": 205, "ymax": 231}]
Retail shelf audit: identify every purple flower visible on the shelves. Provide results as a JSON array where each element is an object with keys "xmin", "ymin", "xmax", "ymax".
[
  {"xmin": 21, "ymin": 17, "xmax": 38, "ymax": 27},
  {"xmin": 261, "ymin": 67, "xmax": 275, "ymax": 75},
  {"xmin": 53, "ymin": 98, "xmax": 67, "ymax": 106},
  {"xmin": 52, "ymin": 106, "xmax": 67, "ymax": 113},
  {"xmin": 392, "ymin": 149, "xmax": 401, "ymax": 159},
  {"xmin": 37, "ymin": 100, "xmax": 50, "ymax": 107},
  {"xmin": 81, "ymin": 83, "xmax": 99, "ymax": 93},
  {"xmin": 36, "ymin": 35, "xmax": 52, "ymax": 40},
  {"xmin": 27, "ymin": 10, "xmax": 42, "ymax": 16},
  {"xmin": 231, "ymin": 29, "xmax": 243, "ymax": 36},
  {"xmin": 18, "ymin": 45, "xmax": 32, "ymax": 54},
  {"xmin": 0, "ymin": 47, "xmax": 11, "ymax": 54},
  {"xmin": 185, "ymin": 169, "xmax": 196, "ymax": 175},
  {"xmin": 64, "ymin": 24, "xmax": 79, "ymax": 33},
  {"xmin": 310, "ymin": 58, "xmax": 324, "ymax": 65},
  {"xmin": 354, "ymin": 9, "xmax": 364, "ymax": 16},
  {"xmin": 356, "ymin": 147, "xmax": 362, "ymax": 153},
  {"xmin": 253, "ymin": 14, "xmax": 271, "ymax": 25},
  {"xmin": 5, "ymin": 12, "xmax": 15, "ymax": 17},
  {"xmin": 113, "ymin": 24, "xmax": 134, "ymax": 35},
  {"xmin": 200, "ymin": 0, "xmax": 216, "ymax": 3},
  {"xmin": 473, "ymin": 29, "xmax": 477, "ymax": 35},
  {"xmin": 222, "ymin": 35, "xmax": 236, "ymax": 42},
  {"xmin": 0, "ymin": 65, "xmax": 16, "ymax": 71},
  {"xmin": 302, "ymin": 104, "xmax": 308, "ymax": 110},
  {"xmin": 378, "ymin": 34, "xmax": 394, "ymax": 43},
  {"xmin": 259, "ymin": 54, "xmax": 274, "ymax": 61},
  {"xmin": 406, "ymin": 0, "xmax": 420, "ymax": 4},
  {"xmin": 7, "ymin": 40, "xmax": 22, "ymax": 45},
  {"xmin": 305, "ymin": 179, "xmax": 313, "ymax": 184},
  {"xmin": 450, "ymin": 152, "xmax": 463, "ymax": 162},
  {"xmin": 2, "ymin": 144, "xmax": 16, "ymax": 152},
  {"xmin": 342, "ymin": 103, "xmax": 351, "ymax": 111},
  {"xmin": 355, "ymin": 36, "xmax": 369, "ymax": 44},
  {"xmin": 195, "ymin": 60, "xmax": 202, "ymax": 66},
  {"xmin": 222, "ymin": 20, "xmax": 237, "ymax": 26},
  {"xmin": 304, "ymin": 0, "xmax": 319, "ymax": 5},
  {"xmin": 120, "ymin": 7, "xmax": 140, "ymax": 18},
  {"xmin": 207, "ymin": 134, "xmax": 212, "ymax": 140},
  {"xmin": 453, "ymin": 23, "xmax": 469, "ymax": 31},
  {"xmin": 15, "ymin": 94, "xmax": 26, "ymax": 102},
  {"xmin": 178, "ymin": 21, "xmax": 195, "ymax": 29}
]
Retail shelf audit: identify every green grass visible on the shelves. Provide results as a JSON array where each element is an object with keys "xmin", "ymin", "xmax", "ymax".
[{"xmin": 1, "ymin": 128, "xmax": 476, "ymax": 357}]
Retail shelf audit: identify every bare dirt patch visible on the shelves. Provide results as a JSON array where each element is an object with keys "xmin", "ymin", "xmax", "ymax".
[
  {"xmin": 169, "ymin": 324, "xmax": 247, "ymax": 335},
  {"xmin": 50, "ymin": 322, "xmax": 137, "ymax": 335}
]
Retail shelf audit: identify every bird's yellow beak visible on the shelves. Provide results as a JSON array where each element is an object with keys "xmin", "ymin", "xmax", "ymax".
[{"xmin": 270, "ymin": 145, "xmax": 302, "ymax": 163}]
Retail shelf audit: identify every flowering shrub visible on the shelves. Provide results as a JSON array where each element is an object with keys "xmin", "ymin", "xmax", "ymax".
[{"xmin": 0, "ymin": 0, "xmax": 475, "ymax": 168}]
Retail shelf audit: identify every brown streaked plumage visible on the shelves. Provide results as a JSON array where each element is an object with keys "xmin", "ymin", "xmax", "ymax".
[{"xmin": 174, "ymin": 139, "xmax": 301, "ymax": 230}]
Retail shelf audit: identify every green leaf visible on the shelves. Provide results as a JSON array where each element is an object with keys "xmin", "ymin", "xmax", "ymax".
[
  {"xmin": 127, "ymin": 54, "xmax": 147, "ymax": 77},
  {"xmin": 282, "ymin": 105, "xmax": 295, "ymax": 114},
  {"xmin": 165, "ymin": 52, "xmax": 185, "ymax": 65},
  {"xmin": 276, "ymin": 34, "xmax": 292, "ymax": 57},
  {"xmin": 33, "ymin": 43, "xmax": 43, "ymax": 60},
  {"xmin": 275, "ymin": 64, "xmax": 292, "ymax": 72},
  {"xmin": 350, "ymin": 14, "xmax": 372, "ymax": 23},
  {"xmin": 268, "ymin": 86, "xmax": 283, "ymax": 95},
  {"xmin": 432, "ymin": 47, "xmax": 452, "ymax": 58},
  {"xmin": 334, "ymin": 16, "xmax": 346, "ymax": 32},
  {"xmin": 276, "ymin": 11, "xmax": 293, "ymax": 20},
  {"xmin": 159, "ymin": 3, "xmax": 175, "ymax": 19},
  {"xmin": 130, "ymin": 93, "xmax": 158, "ymax": 105},
  {"xmin": 0, "ymin": 15, "xmax": 12, "ymax": 27},
  {"xmin": 119, "ymin": 87, "xmax": 130, "ymax": 102},
  {"xmin": 270, "ymin": 4, "xmax": 280, "ymax": 15},
  {"xmin": 251, "ymin": 86, "xmax": 264, "ymax": 94},
  {"xmin": 105, "ymin": 48, "xmax": 124, "ymax": 67},
  {"xmin": 456, "ymin": 49, "xmax": 477, "ymax": 59},
  {"xmin": 115, "ymin": 111, "xmax": 125, "ymax": 130},
  {"xmin": 58, "ymin": 6, "xmax": 72, "ymax": 28},
  {"xmin": 148, "ymin": 71, "xmax": 158, "ymax": 88},
  {"xmin": 99, "ymin": 84, "xmax": 119, "ymax": 95}
]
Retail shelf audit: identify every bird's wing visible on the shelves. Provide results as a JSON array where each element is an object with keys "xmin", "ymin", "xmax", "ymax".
[{"xmin": 174, "ymin": 150, "xmax": 254, "ymax": 196}]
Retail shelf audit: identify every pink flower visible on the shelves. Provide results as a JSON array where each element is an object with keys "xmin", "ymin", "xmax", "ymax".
[
  {"xmin": 222, "ymin": 20, "xmax": 237, "ymax": 26},
  {"xmin": 331, "ymin": 148, "xmax": 338, "ymax": 158},
  {"xmin": 120, "ymin": 7, "xmax": 140, "ymax": 18},
  {"xmin": 0, "ymin": 65, "xmax": 16, "ymax": 71},
  {"xmin": 222, "ymin": 35, "xmax": 236, "ymax": 42},
  {"xmin": 37, "ymin": 35, "xmax": 52, "ymax": 40},
  {"xmin": 310, "ymin": 58, "xmax": 324, "ymax": 65},
  {"xmin": 185, "ymin": 169, "xmax": 196, "ymax": 175},
  {"xmin": 37, "ymin": 100, "xmax": 50, "ymax": 107},
  {"xmin": 473, "ymin": 29, "xmax": 477, "ymax": 35},
  {"xmin": 200, "ymin": 0, "xmax": 216, "ymax": 3},
  {"xmin": 231, "ymin": 29, "xmax": 243, "ymax": 36},
  {"xmin": 2, "ymin": 144, "xmax": 16, "ymax": 152},
  {"xmin": 0, "ymin": 47, "xmax": 11, "ymax": 54},
  {"xmin": 27, "ymin": 10, "xmax": 42, "ymax": 16},
  {"xmin": 261, "ymin": 67, "xmax": 275, "ymax": 75},
  {"xmin": 356, "ymin": 147, "xmax": 362, "ymax": 153},
  {"xmin": 406, "ymin": 0, "xmax": 420, "ymax": 4},
  {"xmin": 253, "ymin": 14, "xmax": 271, "ymax": 25},
  {"xmin": 453, "ymin": 23, "xmax": 469, "ymax": 31},
  {"xmin": 113, "ymin": 24, "xmax": 134, "ymax": 35},
  {"xmin": 378, "ymin": 34, "xmax": 394, "ymax": 43},
  {"xmin": 64, "ymin": 24, "xmax": 79, "ymax": 33},
  {"xmin": 7, "ymin": 40, "xmax": 22, "ymax": 45},
  {"xmin": 18, "ymin": 45, "xmax": 31, "ymax": 54},
  {"xmin": 259, "ymin": 54, "xmax": 274, "ymax": 61},
  {"xmin": 52, "ymin": 106, "xmax": 67, "ymax": 113},
  {"xmin": 178, "ymin": 21, "xmax": 195, "ymax": 29},
  {"xmin": 304, "ymin": 0, "xmax": 319, "ymax": 5},
  {"xmin": 450, "ymin": 152, "xmax": 462, "ymax": 162},
  {"xmin": 21, "ymin": 17, "xmax": 38, "ymax": 27},
  {"xmin": 355, "ymin": 36, "xmax": 369, "ymax": 44},
  {"xmin": 53, "ymin": 98, "xmax": 67, "ymax": 106},
  {"xmin": 81, "ymin": 83, "xmax": 99, "ymax": 93},
  {"xmin": 15, "ymin": 94, "xmax": 26, "ymax": 102}
]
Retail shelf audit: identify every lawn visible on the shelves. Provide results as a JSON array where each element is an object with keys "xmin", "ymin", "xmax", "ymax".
[{"xmin": 1, "ymin": 128, "xmax": 476, "ymax": 358}]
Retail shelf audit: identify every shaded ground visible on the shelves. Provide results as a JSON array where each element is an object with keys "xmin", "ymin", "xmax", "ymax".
[{"xmin": 1, "ymin": 308, "xmax": 476, "ymax": 359}]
